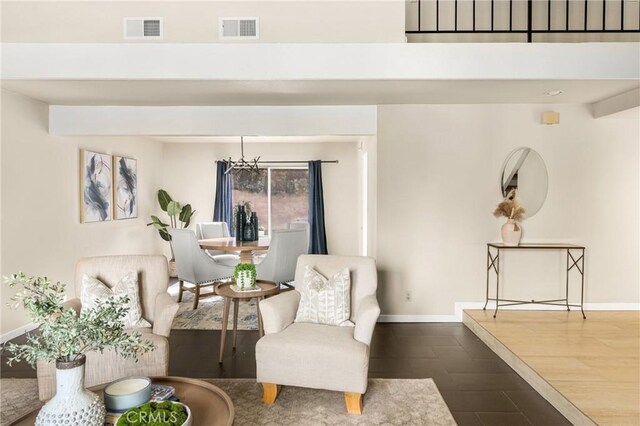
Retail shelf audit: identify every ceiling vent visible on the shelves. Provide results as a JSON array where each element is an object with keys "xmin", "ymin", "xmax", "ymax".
[
  {"xmin": 219, "ymin": 17, "xmax": 259, "ymax": 40},
  {"xmin": 124, "ymin": 17, "xmax": 163, "ymax": 40}
]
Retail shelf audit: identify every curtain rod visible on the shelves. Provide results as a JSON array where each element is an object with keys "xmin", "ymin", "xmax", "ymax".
[{"xmin": 216, "ymin": 160, "xmax": 339, "ymax": 164}]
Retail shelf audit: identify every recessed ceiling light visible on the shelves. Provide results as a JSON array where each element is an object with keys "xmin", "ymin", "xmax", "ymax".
[{"xmin": 545, "ymin": 90, "xmax": 563, "ymax": 97}]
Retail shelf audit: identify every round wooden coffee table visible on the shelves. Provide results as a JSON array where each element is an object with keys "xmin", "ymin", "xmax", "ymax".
[
  {"xmin": 215, "ymin": 280, "xmax": 279, "ymax": 363},
  {"xmin": 10, "ymin": 376, "xmax": 234, "ymax": 426}
]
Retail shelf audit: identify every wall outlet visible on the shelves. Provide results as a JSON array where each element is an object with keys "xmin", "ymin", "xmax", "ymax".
[{"xmin": 405, "ymin": 290, "xmax": 412, "ymax": 302}]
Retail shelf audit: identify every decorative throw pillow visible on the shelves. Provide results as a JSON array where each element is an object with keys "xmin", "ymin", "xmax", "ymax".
[
  {"xmin": 81, "ymin": 272, "xmax": 151, "ymax": 329},
  {"xmin": 295, "ymin": 266, "xmax": 354, "ymax": 327}
]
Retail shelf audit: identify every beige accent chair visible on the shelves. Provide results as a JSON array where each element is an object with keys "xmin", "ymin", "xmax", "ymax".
[
  {"xmin": 36, "ymin": 255, "xmax": 179, "ymax": 401},
  {"xmin": 256, "ymin": 255, "xmax": 380, "ymax": 415}
]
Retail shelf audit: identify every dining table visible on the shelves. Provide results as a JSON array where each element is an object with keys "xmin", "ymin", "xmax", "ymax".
[{"xmin": 198, "ymin": 236, "xmax": 270, "ymax": 264}]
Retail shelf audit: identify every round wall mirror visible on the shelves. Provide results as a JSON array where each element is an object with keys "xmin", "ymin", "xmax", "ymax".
[{"xmin": 499, "ymin": 147, "xmax": 548, "ymax": 218}]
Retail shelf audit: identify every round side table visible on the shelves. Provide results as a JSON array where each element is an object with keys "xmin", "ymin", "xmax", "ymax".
[{"xmin": 215, "ymin": 280, "xmax": 279, "ymax": 363}]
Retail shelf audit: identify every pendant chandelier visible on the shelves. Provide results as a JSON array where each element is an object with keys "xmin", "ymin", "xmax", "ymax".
[{"xmin": 224, "ymin": 136, "xmax": 260, "ymax": 174}]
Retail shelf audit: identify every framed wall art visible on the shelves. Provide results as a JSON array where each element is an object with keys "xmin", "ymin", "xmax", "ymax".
[
  {"xmin": 114, "ymin": 156, "xmax": 138, "ymax": 219},
  {"xmin": 80, "ymin": 150, "xmax": 113, "ymax": 223}
]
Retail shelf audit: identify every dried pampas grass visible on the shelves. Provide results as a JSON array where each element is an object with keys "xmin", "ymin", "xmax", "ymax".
[{"xmin": 494, "ymin": 189, "xmax": 526, "ymax": 221}]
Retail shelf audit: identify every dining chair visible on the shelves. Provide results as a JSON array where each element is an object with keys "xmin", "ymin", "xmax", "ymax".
[
  {"xmin": 255, "ymin": 229, "xmax": 308, "ymax": 288},
  {"xmin": 196, "ymin": 221, "xmax": 239, "ymax": 267},
  {"xmin": 170, "ymin": 229, "xmax": 235, "ymax": 309}
]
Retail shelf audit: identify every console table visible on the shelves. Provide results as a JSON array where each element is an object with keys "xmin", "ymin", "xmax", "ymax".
[{"xmin": 483, "ymin": 243, "xmax": 586, "ymax": 319}]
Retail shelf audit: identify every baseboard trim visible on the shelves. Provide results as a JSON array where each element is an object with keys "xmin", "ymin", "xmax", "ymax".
[
  {"xmin": 1, "ymin": 322, "xmax": 37, "ymax": 344},
  {"xmin": 378, "ymin": 302, "xmax": 640, "ymax": 323}
]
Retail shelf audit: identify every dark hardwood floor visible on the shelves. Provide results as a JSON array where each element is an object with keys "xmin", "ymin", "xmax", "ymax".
[{"xmin": 2, "ymin": 323, "xmax": 570, "ymax": 426}]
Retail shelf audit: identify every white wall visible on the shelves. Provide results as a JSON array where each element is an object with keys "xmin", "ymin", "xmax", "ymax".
[
  {"xmin": 1, "ymin": 1, "xmax": 405, "ymax": 43},
  {"xmin": 161, "ymin": 142, "xmax": 360, "ymax": 257},
  {"xmin": 376, "ymin": 104, "xmax": 639, "ymax": 316},
  {"xmin": 0, "ymin": 90, "xmax": 165, "ymax": 335}
]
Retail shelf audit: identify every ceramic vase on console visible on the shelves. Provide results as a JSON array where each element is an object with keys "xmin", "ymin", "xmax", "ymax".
[
  {"xmin": 501, "ymin": 219, "xmax": 522, "ymax": 246},
  {"xmin": 36, "ymin": 355, "xmax": 105, "ymax": 426}
]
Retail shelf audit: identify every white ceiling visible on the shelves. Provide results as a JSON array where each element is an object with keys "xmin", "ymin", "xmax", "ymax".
[{"xmin": 3, "ymin": 79, "xmax": 638, "ymax": 106}]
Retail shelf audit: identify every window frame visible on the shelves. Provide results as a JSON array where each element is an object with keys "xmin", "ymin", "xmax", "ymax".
[{"xmin": 232, "ymin": 165, "xmax": 308, "ymax": 236}]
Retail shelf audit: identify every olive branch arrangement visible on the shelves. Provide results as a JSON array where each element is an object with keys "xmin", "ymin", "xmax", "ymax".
[{"xmin": 2, "ymin": 273, "xmax": 154, "ymax": 367}]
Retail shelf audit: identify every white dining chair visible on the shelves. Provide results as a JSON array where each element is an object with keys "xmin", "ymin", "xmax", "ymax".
[
  {"xmin": 170, "ymin": 229, "xmax": 235, "ymax": 309},
  {"xmin": 255, "ymin": 229, "xmax": 308, "ymax": 288},
  {"xmin": 196, "ymin": 221, "xmax": 239, "ymax": 267}
]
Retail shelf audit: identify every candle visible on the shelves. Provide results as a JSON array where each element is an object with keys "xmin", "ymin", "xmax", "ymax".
[{"xmin": 105, "ymin": 378, "xmax": 150, "ymax": 396}]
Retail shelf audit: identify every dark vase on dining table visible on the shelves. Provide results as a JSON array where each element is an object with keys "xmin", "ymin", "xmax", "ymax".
[{"xmin": 235, "ymin": 205, "xmax": 246, "ymax": 241}]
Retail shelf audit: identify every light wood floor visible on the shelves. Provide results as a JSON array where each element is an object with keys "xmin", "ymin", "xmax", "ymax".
[{"xmin": 464, "ymin": 310, "xmax": 640, "ymax": 426}]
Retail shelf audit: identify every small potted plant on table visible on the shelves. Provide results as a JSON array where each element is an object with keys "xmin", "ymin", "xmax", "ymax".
[
  {"xmin": 233, "ymin": 263, "xmax": 257, "ymax": 290},
  {"xmin": 2, "ymin": 273, "xmax": 154, "ymax": 426}
]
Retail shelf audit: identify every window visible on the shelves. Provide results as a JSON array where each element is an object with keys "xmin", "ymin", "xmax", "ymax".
[{"xmin": 231, "ymin": 167, "xmax": 308, "ymax": 235}]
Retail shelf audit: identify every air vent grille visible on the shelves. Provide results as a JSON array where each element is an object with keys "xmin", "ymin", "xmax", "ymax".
[
  {"xmin": 124, "ymin": 17, "xmax": 163, "ymax": 39},
  {"xmin": 220, "ymin": 17, "xmax": 259, "ymax": 39},
  {"xmin": 143, "ymin": 20, "xmax": 161, "ymax": 37}
]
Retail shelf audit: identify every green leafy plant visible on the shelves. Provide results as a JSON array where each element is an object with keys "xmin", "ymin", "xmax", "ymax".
[
  {"xmin": 2, "ymin": 273, "xmax": 154, "ymax": 367},
  {"xmin": 233, "ymin": 263, "xmax": 256, "ymax": 281},
  {"xmin": 147, "ymin": 189, "xmax": 196, "ymax": 244}
]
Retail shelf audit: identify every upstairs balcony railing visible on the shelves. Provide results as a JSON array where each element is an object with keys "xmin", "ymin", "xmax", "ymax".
[{"xmin": 406, "ymin": 0, "xmax": 640, "ymax": 41}]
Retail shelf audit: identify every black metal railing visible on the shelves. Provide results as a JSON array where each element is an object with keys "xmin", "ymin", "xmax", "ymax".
[{"xmin": 406, "ymin": 0, "xmax": 640, "ymax": 41}]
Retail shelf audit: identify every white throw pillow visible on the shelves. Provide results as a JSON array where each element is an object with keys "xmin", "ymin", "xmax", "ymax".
[
  {"xmin": 295, "ymin": 266, "xmax": 354, "ymax": 327},
  {"xmin": 81, "ymin": 272, "xmax": 151, "ymax": 329}
]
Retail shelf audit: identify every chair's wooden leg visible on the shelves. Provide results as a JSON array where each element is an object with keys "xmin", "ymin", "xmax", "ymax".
[
  {"xmin": 345, "ymin": 392, "xmax": 363, "ymax": 415},
  {"xmin": 193, "ymin": 285, "xmax": 200, "ymax": 310},
  {"xmin": 262, "ymin": 383, "xmax": 280, "ymax": 404},
  {"xmin": 177, "ymin": 280, "xmax": 184, "ymax": 302}
]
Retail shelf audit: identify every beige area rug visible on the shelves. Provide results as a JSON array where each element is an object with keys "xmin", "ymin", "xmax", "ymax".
[
  {"xmin": 169, "ymin": 284, "xmax": 259, "ymax": 330},
  {"xmin": 1, "ymin": 378, "xmax": 456, "ymax": 426}
]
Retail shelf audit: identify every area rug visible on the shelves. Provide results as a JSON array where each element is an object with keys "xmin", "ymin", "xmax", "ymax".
[
  {"xmin": 169, "ymin": 284, "xmax": 258, "ymax": 331},
  {"xmin": 0, "ymin": 378, "xmax": 456, "ymax": 426}
]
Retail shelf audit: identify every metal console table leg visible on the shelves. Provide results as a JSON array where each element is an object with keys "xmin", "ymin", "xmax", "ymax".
[{"xmin": 567, "ymin": 248, "xmax": 586, "ymax": 319}]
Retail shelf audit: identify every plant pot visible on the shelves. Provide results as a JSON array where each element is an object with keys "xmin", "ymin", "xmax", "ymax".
[
  {"xmin": 36, "ymin": 355, "xmax": 105, "ymax": 426},
  {"xmin": 501, "ymin": 219, "xmax": 522, "ymax": 246},
  {"xmin": 168, "ymin": 259, "xmax": 178, "ymax": 278},
  {"xmin": 236, "ymin": 270, "xmax": 256, "ymax": 290}
]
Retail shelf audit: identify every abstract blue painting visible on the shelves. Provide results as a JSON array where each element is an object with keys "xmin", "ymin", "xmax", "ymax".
[
  {"xmin": 80, "ymin": 150, "xmax": 112, "ymax": 223},
  {"xmin": 114, "ymin": 156, "xmax": 138, "ymax": 219}
]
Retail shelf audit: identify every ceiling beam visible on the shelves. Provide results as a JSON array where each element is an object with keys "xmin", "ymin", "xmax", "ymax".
[
  {"xmin": 4, "ymin": 43, "xmax": 639, "ymax": 81},
  {"xmin": 48, "ymin": 105, "xmax": 377, "ymax": 136},
  {"xmin": 592, "ymin": 88, "xmax": 640, "ymax": 119}
]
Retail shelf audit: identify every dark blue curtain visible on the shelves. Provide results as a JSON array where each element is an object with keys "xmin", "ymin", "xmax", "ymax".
[
  {"xmin": 213, "ymin": 160, "xmax": 233, "ymax": 235},
  {"xmin": 308, "ymin": 160, "xmax": 328, "ymax": 254}
]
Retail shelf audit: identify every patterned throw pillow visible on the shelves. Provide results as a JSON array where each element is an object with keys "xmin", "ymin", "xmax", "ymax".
[
  {"xmin": 81, "ymin": 272, "xmax": 151, "ymax": 329},
  {"xmin": 295, "ymin": 266, "xmax": 354, "ymax": 327}
]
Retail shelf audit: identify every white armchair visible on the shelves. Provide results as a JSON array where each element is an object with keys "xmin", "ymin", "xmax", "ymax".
[
  {"xmin": 256, "ymin": 255, "xmax": 380, "ymax": 415},
  {"xmin": 36, "ymin": 255, "xmax": 179, "ymax": 401}
]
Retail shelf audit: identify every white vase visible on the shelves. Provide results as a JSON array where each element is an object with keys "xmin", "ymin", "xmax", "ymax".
[
  {"xmin": 501, "ymin": 219, "xmax": 522, "ymax": 246},
  {"xmin": 36, "ymin": 355, "xmax": 105, "ymax": 426},
  {"xmin": 237, "ymin": 270, "xmax": 256, "ymax": 289}
]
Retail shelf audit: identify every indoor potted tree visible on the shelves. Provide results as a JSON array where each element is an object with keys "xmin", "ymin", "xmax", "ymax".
[
  {"xmin": 2, "ymin": 273, "xmax": 155, "ymax": 425},
  {"xmin": 147, "ymin": 189, "xmax": 195, "ymax": 277}
]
